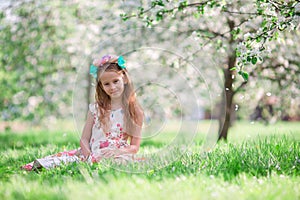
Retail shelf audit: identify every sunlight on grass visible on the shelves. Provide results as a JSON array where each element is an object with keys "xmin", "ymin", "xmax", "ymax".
[
  {"xmin": 228, "ymin": 121, "xmax": 300, "ymax": 142},
  {"xmin": 1, "ymin": 173, "xmax": 299, "ymax": 200}
]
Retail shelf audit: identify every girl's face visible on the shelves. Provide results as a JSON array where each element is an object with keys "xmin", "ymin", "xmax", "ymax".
[{"xmin": 100, "ymin": 71, "xmax": 126, "ymax": 100}]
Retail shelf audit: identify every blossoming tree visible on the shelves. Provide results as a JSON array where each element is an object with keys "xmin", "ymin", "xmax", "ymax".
[{"xmin": 121, "ymin": 0, "xmax": 300, "ymax": 140}]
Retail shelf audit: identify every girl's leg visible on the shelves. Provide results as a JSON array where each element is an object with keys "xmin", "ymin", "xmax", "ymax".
[{"xmin": 21, "ymin": 148, "xmax": 81, "ymax": 171}]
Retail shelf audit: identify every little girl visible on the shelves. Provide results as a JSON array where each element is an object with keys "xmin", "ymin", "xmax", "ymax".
[{"xmin": 22, "ymin": 55, "xmax": 144, "ymax": 170}]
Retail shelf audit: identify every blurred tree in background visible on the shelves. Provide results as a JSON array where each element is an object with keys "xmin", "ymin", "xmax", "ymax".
[
  {"xmin": 0, "ymin": 1, "xmax": 76, "ymax": 123},
  {"xmin": 0, "ymin": 0, "xmax": 138, "ymax": 127},
  {"xmin": 122, "ymin": 0, "xmax": 300, "ymax": 140}
]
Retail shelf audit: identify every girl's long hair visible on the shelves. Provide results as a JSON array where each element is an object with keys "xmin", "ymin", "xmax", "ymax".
[{"xmin": 94, "ymin": 56, "xmax": 143, "ymax": 137}]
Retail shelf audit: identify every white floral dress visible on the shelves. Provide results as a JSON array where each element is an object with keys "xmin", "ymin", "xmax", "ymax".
[
  {"xmin": 21, "ymin": 103, "xmax": 135, "ymax": 171},
  {"xmin": 88, "ymin": 103, "xmax": 132, "ymax": 162}
]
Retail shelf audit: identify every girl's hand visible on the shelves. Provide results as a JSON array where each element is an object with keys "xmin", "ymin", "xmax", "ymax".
[
  {"xmin": 101, "ymin": 148, "xmax": 120, "ymax": 158},
  {"xmin": 90, "ymin": 154, "xmax": 100, "ymax": 163},
  {"xmin": 80, "ymin": 153, "xmax": 91, "ymax": 162}
]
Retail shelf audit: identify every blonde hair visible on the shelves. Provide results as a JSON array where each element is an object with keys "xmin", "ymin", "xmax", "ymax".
[{"xmin": 92, "ymin": 55, "xmax": 143, "ymax": 137}]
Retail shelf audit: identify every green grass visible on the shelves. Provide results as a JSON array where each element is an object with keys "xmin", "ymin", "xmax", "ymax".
[{"xmin": 0, "ymin": 120, "xmax": 299, "ymax": 200}]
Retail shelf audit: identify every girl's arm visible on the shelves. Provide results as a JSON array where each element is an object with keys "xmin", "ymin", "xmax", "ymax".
[
  {"xmin": 80, "ymin": 111, "xmax": 93, "ymax": 159},
  {"xmin": 122, "ymin": 135, "xmax": 141, "ymax": 154},
  {"xmin": 117, "ymin": 106, "xmax": 144, "ymax": 155}
]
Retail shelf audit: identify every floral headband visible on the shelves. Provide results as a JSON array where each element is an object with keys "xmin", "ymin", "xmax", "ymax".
[{"xmin": 89, "ymin": 55, "xmax": 126, "ymax": 79}]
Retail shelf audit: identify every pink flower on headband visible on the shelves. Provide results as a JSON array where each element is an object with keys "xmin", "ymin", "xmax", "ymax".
[
  {"xmin": 90, "ymin": 55, "xmax": 125, "ymax": 79},
  {"xmin": 92, "ymin": 55, "xmax": 112, "ymax": 67},
  {"xmin": 100, "ymin": 55, "xmax": 112, "ymax": 65}
]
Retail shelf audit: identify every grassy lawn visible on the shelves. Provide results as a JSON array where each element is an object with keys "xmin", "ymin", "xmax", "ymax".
[{"xmin": 0, "ymin": 120, "xmax": 299, "ymax": 200}]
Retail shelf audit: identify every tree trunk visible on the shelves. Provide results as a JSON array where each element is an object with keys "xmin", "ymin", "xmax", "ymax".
[
  {"xmin": 217, "ymin": 17, "xmax": 237, "ymax": 141},
  {"xmin": 218, "ymin": 64, "xmax": 235, "ymax": 141}
]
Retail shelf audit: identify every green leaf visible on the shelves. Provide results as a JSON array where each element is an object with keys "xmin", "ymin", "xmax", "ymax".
[
  {"xmin": 241, "ymin": 71, "xmax": 249, "ymax": 81},
  {"xmin": 251, "ymin": 57, "xmax": 258, "ymax": 65},
  {"xmin": 208, "ymin": 0, "xmax": 216, "ymax": 8},
  {"xmin": 247, "ymin": 56, "xmax": 251, "ymax": 62},
  {"xmin": 261, "ymin": 19, "xmax": 267, "ymax": 27},
  {"xmin": 271, "ymin": 16, "xmax": 278, "ymax": 23},
  {"xmin": 120, "ymin": 13, "xmax": 128, "ymax": 21},
  {"xmin": 230, "ymin": 67, "xmax": 237, "ymax": 71},
  {"xmin": 256, "ymin": 36, "xmax": 262, "ymax": 42},
  {"xmin": 257, "ymin": 8, "xmax": 263, "ymax": 15},
  {"xmin": 157, "ymin": 0, "xmax": 165, "ymax": 6},
  {"xmin": 197, "ymin": 5, "xmax": 205, "ymax": 15},
  {"xmin": 0, "ymin": 11, "xmax": 4, "ymax": 19},
  {"xmin": 156, "ymin": 11, "xmax": 164, "ymax": 21},
  {"xmin": 178, "ymin": 1, "xmax": 188, "ymax": 11},
  {"xmin": 151, "ymin": 1, "xmax": 157, "ymax": 7},
  {"xmin": 273, "ymin": 31, "xmax": 279, "ymax": 40}
]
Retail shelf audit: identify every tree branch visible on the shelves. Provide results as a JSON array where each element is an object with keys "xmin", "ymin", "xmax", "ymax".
[{"xmin": 233, "ymin": 81, "xmax": 247, "ymax": 94}]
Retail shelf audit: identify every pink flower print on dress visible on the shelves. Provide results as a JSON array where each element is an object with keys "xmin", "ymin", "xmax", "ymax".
[
  {"xmin": 67, "ymin": 149, "xmax": 77, "ymax": 156},
  {"xmin": 117, "ymin": 123, "xmax": 120, "ymax": 127},
  {"xmin": 100, "ymin": 140, "xmax": 109, "ymax": 148},
  {"xmin": 22, "ymin": 163, "xmax": 33, "ymax": 171},
  {"xmin": 116, "ymin": 144, "xmax": 121, "ymax": 148},
  {"xmin": 91, "ymin": 154, "xmax": 97, "ymax": 163}
]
